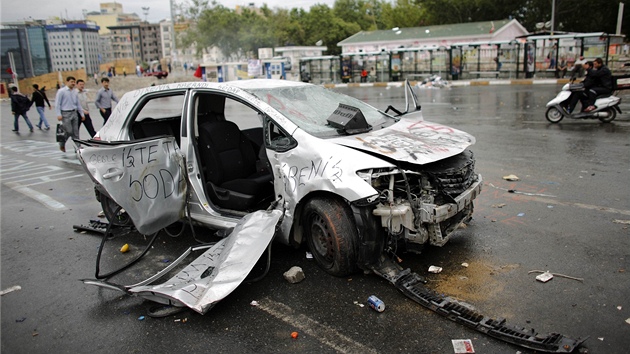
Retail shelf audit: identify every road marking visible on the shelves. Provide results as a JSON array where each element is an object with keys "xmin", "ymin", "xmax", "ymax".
[
  {"xmin": 0, "ymin": 143, "xmax": 86, "ymax": 209},
  {"xmin": 510, "ymin": 194, "xmax": 630, "ymax": 216},
  {"xmin": 256, "ymin": 297, "xmax": 378, "ymax": 354},
  {"xmin": 0, "ymin": 140, "xmax": 81, "ymax": 165},
  {"xmin": 4, "ymin": 181, "xmax": 66, "ymax": 210},
  {"xmin": 0, "ymin": 285, "xmax": 22, "ymax": 296}
]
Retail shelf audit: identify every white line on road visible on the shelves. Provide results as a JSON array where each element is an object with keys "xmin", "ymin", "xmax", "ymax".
[
  {"xmin": 512, "ymin": 194, "xmax": 630, "ymax": 216},
  {"xmin": 255, "ymin": 297, "xmax": 378, "ymax": 354},
  {"xmin": 0, "ymin": 285, "xmax": 22, "ymax": 296},
  {"xmin": 4, "ymin": 182, "xmax": 67, "ymax": 210}
]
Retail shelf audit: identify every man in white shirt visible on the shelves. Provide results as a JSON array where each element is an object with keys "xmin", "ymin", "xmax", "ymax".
[{"xmin": 76, "ymin": 79, "xmax": 97, "ymax": 138}]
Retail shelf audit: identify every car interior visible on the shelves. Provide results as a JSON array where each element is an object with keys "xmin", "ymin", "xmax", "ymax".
[
  {"xmin": 194, "ymin": 93, "xmax": 274, "ymax": 211},
  {"xmin": 128, "ymin": 91, "xmax": 278, "ymax": 213}
]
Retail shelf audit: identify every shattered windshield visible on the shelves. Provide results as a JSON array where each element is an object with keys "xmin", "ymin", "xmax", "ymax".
[{"xmin": 246, "ymin": 85, "xmax": 395, "ymax": 138}]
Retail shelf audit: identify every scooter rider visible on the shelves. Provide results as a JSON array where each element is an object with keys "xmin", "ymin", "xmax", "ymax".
[
  {"xmin": 583, "ymin": 58, "xmax": 613, "ymax": 112},
  {"xmin": 566, "ymin": 61, "xmax": 594, "ymax": 114}
]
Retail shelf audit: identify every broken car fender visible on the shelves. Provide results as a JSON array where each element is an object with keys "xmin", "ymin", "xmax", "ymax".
[{"xmin": 128, "ymin": 209, "xmax": 283, "ymax": 314}]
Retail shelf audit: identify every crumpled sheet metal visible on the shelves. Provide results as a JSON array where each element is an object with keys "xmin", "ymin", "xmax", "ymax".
[
  {"xmin": 78, "ymin": 137, "xmax": 186, "ymax": 235},
  {"xmin": 129, "ymin": 209, "xmax": 282, "ymax": 314}
]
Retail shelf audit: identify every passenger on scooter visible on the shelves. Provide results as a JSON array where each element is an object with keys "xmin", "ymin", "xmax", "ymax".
[
  {"xmin": 583, "ymin": 58, "xmax": 613, "ymax": 112},
  {"xmin": 566, "ymin": 61, "xmax": 594, "ymax": 114},
  {"xmin": 570, "ymin": 55, "xmax": 586, "ymax": 80}
]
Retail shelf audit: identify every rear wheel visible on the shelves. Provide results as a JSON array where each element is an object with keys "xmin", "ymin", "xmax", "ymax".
[
  {"xmin": 100, "ymin": 194, "xmax": 132, "ymax": 226},
  {"xmin": 545, "ymin": 106, "xmax": 564, "ymax": 123},
  {"xmin": 598, "ymin": 107, "xmax": 617, "ymax": 123},
  {"xmin": 303, "ymin": 197, "xmax": 358, "ymax": 276}
]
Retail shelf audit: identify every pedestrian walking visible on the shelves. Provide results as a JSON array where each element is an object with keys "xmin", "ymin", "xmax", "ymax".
[
  {"xmin": 54, "ymin": 76, "xmax": 84, "ymax": 152},
  {"xmin": 31, "ymin": 84, "xmax": 51, "ymax": 130},
  {"xmin": 94, "ymin": 77, "xmax": 119, "ymax": 125},
  {"xmin": 10, "ymin": 86, "xmax": 34, "ymax": 133},
  {"xmin": 76, "ymin": 79, "xmax": 97, "ymax": 138}
]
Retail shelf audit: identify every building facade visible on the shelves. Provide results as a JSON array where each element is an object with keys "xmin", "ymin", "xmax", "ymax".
[
  {"xmin": 1, "ymin": 25, "xmax": 35, "ymax": 81},
  {"xmin": 338, "ymin": 19, "xmax": 528, "ymax": 53},
  {"xmin": 86, "ymin": 2, "xmax": 141, "ymax": 35},
  {"xmin": 108, "ymin": 23, "xmax": 162, "ymax": 64},
  {"xmin": 46, "ymin": 23, "xmax": 101, "ymax": 75}
]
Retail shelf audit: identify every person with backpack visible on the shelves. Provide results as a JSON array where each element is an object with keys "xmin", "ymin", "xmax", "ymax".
[
  {"xmin": 31, "ymin": 84, "xmax": 51, "ymax": 130},
  {"xmin": 10, "ymin": 86, "xmax": 34, "ymax": 133}
]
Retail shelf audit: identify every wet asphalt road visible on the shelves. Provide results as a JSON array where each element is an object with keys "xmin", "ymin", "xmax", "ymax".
[{"xmin": 1, "ymin": 83, "xmax": 630, "ymax": 354}]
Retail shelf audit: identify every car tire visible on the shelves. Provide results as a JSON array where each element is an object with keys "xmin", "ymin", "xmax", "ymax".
[
  {"xmin": 100, "ymin": 194, "xmax": 132, "ymax": 226},
  {"xmin": 303, "ymin": 197, "xmax": 358, "ymax": 276}
]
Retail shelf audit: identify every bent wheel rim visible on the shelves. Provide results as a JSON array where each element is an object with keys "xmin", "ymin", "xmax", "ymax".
[{"xmin": 309, "ymin": 213, "xmax": 334, "ymax": 265}]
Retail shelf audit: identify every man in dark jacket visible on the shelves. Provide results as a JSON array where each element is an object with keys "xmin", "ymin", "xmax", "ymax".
[
  {"xmin": 10, "ymin": 86, "xmax": 34, "ymax": 133},
  {"xmin": 583, "ymin": 57, "xmax": 613, "ymax": 112},
  {"xmin": 566, "ymin": 61, "xmax": 594, "ymax": 114},
  {"xmin": 31, "ymin": 84, "xmax": 51, "ymax": 130}
]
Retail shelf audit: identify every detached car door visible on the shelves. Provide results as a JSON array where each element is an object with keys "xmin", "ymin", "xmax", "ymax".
[{"xmin": 77, "ymin": 137, "xmax": 187, "ymax": 235}]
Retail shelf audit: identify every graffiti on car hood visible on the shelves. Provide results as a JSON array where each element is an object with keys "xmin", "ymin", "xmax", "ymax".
[{"xmin": 329, "ymin": 117, "xmax": 475, "ymax": 165}]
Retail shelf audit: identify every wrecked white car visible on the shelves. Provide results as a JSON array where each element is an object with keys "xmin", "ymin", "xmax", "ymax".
[
  {"xmin": 77, "ymin": 79, "xmax": 481, "ymax": 312},
  {"xmin": 75, "ymin": 80, "xmax": 591, "ymax": 354}
]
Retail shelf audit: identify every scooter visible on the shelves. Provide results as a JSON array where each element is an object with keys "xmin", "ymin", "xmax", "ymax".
[{"xmin": 545, "ymin": 82, "xmax": 621, "ymax": 123}]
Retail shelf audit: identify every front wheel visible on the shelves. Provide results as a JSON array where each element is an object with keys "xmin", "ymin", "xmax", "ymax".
[
  {"xmin": 545, "ymin": 106, "xmax": 564, "ymax": 123},
  {"xmin": 598, "ymin": 107, "xmax": 617, "ymax": 123},
  {"xmin": 303, "ymin": 197, "xmax": 358, "ymax": 276}
]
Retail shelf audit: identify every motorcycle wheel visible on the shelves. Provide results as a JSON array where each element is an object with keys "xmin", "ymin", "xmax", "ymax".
[
  {"xmin": 545, "ymin": 107, "xmax": 564, "ymax": 123},
  {"xmin": 598, "ymin": 108, "xmax": 617, "ymax": 123}
]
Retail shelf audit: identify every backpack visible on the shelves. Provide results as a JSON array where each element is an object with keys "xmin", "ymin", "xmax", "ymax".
[{"xmin": 14, "ymin": 94, "xmax": 32, "ymax": 112}]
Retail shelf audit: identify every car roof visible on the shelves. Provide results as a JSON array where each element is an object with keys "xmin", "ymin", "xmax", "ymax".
[
  {"xmin": 227, "ymin": 79, "xmax": 309, "ymax": 90},
  {"xmin": 133, "ymin": 79, "xmax": 310, "ymax": 96}
]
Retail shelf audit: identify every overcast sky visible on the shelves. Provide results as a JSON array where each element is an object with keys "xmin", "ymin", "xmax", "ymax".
[{"xmin": 1, "ymin": 0, "xmax": 337, "ymax": 24}]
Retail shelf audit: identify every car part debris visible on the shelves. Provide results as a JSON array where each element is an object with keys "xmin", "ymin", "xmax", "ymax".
[
  {"xmin": 370, "ymin": 257, "xmax": 587, "ymax": 352},
  {"xmin": 451, "ymin": 339, "xmax": 475, "ymax": 353},
  {"xmin": 503, "ymin": 174, "xmax": 520, "ymax": 181},
  {"xmin": 528, "ymin": 270, "xmax": 584, "ymax": 282},
  {"xmin": 367, "ymin": 295, "xmax": 385, "ymax": 312},
  {"xmin": 72, "ymin": 219, "xmax": 110, "ymax": 235},
  {"xmin": 83, "ymin": 210, "xmax": 282, "ymax": 314}
]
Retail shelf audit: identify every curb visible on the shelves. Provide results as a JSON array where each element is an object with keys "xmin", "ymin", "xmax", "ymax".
[{"xmin": 325, "ymin": 78, "xmax": 570, "ymax": 88}]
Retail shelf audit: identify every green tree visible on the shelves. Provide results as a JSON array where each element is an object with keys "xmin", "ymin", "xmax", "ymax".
[
  {"xmin": 380, "ymin": 0, "xmax": 426, "ymax": 29},
  {"xmin": 301, "ymin": 4, "xmax": 361, "ymax": 55}
]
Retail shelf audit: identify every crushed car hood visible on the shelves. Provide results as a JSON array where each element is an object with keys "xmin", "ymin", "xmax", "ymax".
[{"xmin": 328, "ymin": 117, "xmax": 475, "ymax": 165}]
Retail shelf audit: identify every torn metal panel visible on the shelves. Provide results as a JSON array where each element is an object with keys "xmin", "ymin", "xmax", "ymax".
[
  {"xmin": 329, "ymin": 117, "xmax": 475, "ymax": 165},
  {"xmin": 128, "ymin": 210, "xmax": 282, "ymax": 314},
  {"xmin": 77, "ymin": 137, "xmax": 186, "ymax": 235}
]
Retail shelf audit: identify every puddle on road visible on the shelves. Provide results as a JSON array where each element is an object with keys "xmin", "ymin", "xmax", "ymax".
[{"xmin": 430, "ymin": 259, "xmax": 519, "ymax": 304}]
